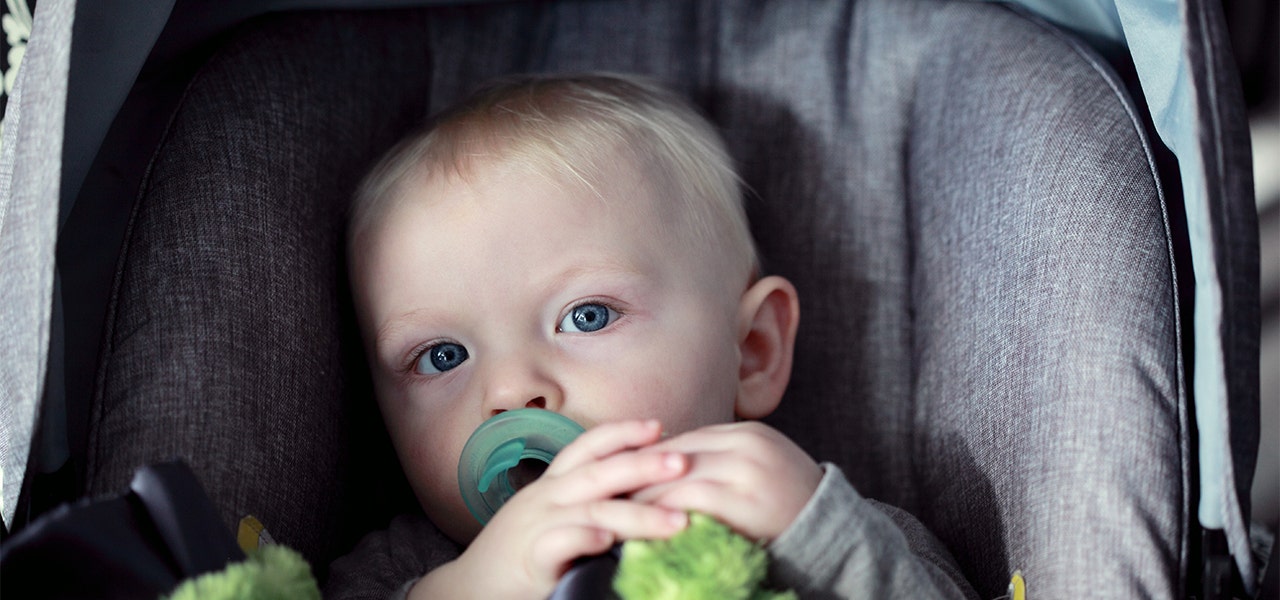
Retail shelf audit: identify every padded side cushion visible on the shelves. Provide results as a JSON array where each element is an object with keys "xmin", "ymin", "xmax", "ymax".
[
  {"xmin": 87, "ymin": 10, "xmax": 434, "ymax": 570},
  {"xmin": 907, "ymin": 4, "xmax": 1185, "ymax": 597}
]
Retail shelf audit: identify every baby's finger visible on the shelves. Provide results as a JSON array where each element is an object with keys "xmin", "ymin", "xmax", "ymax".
[
  {"xmin": 629, "ymin": 450, "xmax": 739, "ymax": 504},
  {"xmin": 553, "ymin": 450, "xmax": 688, "ymax": 503},
  {"xmin": 642, "ymin": 421, "xmax": 773, "ymax": 455},
  {"xmin": 634, "ymin": 473, "xmax": 737, "ymax": 509},
  {"xmin": 528, "ymin": 526, "xmax": 616, "ymax": 583},
  {"xmin": 573, "ymin": 499, "xmax": 689, "ymax": 540},
  {"xmin": 526, "ymin": 501, "xmax": 689, "ymax": 581},
  {"xmin": 631, "ymin": 479, "xmax": 769, "ymax": 537},
  {"xmin": 631, "ymin": 448, "xmax": 817, "ymax": 542},
  {"xmin": 546, "ymin": 419, "xmax": 663, "ymax": 476}
]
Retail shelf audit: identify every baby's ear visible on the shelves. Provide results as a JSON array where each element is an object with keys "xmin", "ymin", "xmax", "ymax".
[{"xmin": 733, "ymin": 275, "xmax": 800, "ymax": 420}]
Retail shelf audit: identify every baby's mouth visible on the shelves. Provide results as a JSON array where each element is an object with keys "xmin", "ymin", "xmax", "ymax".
[{"xmin": 508, "ymin": 458, "xmax": 549, "ymax": 492}]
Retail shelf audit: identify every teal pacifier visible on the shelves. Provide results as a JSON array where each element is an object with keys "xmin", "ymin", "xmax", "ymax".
[{"xmin": 458, "ymin": 409, "xmax": 585, "ymax": 525}]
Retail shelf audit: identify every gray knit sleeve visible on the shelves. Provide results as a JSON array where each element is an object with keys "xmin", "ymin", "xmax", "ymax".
[{"xmin": 766, "ymin": 463, "xmax": 979, "ymax": 599}]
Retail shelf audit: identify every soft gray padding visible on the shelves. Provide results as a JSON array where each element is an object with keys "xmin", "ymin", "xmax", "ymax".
[
  {"xmin": 904, "ymin": 9, "xmax": 1184, "ymax": 596},
  {"xmin": 88, "ymin": 10, "xmax": 437, "ymax": 570},
  {"xmin": 90, "ymin": 1, "xmax": 1190, "ymax": 596}
]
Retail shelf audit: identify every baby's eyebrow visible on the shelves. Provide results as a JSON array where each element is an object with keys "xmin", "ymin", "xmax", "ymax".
[
  {"xmin": 374, "ymin": 308, "xmax": 438, "ymax": 358},
  {"xmin": 535, "ymin": 260, "xmax": 651, "ymax": 302},
  {"xmin": 546, "ymin": 261, "xmax": 646, "ymax": 285}
]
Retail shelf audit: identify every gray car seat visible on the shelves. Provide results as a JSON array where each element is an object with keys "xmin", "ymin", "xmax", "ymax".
[{"xmin": 1, "ymin": 0, "xmax": 1262, "ymax": 597}]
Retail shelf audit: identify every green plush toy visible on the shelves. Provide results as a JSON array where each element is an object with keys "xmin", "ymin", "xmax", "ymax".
[
  {"xmin": 163, "ymin": 545, "xmax": 320, "ymax": 600},
  {"xmin": 161, "ymin": 514, "xmax": 789, "ymax": 600},
  {"xmin": 613, "ymin": 512, "xmax": 796, "ymax": 600}
]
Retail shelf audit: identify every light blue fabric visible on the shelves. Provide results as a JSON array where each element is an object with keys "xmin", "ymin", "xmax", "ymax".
[
  {"xmin": 1106, "ymin": 0, "xmax": 1236, "ymax": 545},
  {"xmin": 1000, "ymin": 0, "xmax": 1125, "ymax": 52},
  {"xmin": 995, "ymin": 0, "xmax": 1251, "ymax": 589}
]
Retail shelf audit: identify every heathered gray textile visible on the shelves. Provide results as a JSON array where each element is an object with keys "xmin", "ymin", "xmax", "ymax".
[
  {"xmin": 0, "ymin": 0, "xmax": 73, "ymax": 529},
  {"xmin": 87, "ymin": 10, "xmax": 438, "ymax": 568},
  {"xmin": 906, "ymin": 8, "xmax": 1184, "ymax": 597}
]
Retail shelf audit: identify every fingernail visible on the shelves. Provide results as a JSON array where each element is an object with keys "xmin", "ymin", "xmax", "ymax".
[
  {"xmin": 645, "ymin": 419, "xmax": 661, "ymax": 431},
  {"xmin": 664, "ymin": 453, "xmax": 685, "ymax": 472},
  {"xmin": 668, "ymin": 511, "xmax": 688, "ymax": 529}
]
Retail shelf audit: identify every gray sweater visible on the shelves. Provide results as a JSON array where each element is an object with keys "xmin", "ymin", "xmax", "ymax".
[{"xmin": 325, "ymin": 464, "xmax": 979, "ymax": 599}]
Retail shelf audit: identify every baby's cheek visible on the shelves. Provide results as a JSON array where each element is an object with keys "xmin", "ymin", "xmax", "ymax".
[
  {"xmin": 643, "ymin": 382, "xmax": 731, "ymax": 434},
  {"xmin": 406, "ymin": 434, "xmax": 482, "ymax": 541},
  {"xmin": 391, "ymin": 419, "xmax": 454, "ymax": 500},
  {"xmin": 652, "ymin": 338, "xmax": 738, "ymax": 427},
  {"xmin": 665, "ymin": 360, "xmax": 738, "ymax": 427},
  {"xmin": 400, "ymin": 445, "xmax": 439, "ymax": 503}
]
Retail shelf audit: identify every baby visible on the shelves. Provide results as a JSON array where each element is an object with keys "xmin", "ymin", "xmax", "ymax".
[{"xmin": 333, "ymin": 74, "xmax": 975, "ymax": 599}]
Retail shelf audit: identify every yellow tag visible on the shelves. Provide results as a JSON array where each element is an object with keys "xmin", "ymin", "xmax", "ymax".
[
  {"xmin": 1008, "ymin": 570, "xmax": 1026, "ymax": 600},
  {"xmin": 237, "ymin": 515, "xmax": 275, "ymax": 553}
]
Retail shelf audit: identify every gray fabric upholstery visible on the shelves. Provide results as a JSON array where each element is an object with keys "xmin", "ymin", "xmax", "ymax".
[
  {"xmin": 90, "ymin": 0, "xmax": 1187, "ymax": 596},
  {"xmin": 88, "ymin": 10, "xmax": 437, "ymax": 569},
  {"xmin": 906, "ymin": 10, "xmax": 1183, "ymax": 596},
  {"xmin": 0, "ymin": 0, "xmax": 72, "ymax": 529}
]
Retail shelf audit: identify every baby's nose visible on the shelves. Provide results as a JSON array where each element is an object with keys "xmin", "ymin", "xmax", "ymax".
[
  {"xmin": 491, "ymin": 396, "xmax": 547, "ymax": 417},
  {"xmin": 480, "ymin": 360, "xmax": 564, "ymax": 417}
]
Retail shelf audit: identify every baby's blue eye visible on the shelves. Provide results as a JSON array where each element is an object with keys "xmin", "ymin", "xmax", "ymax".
[
  {"xmin": 416, "ymin": 342, "xmax": 469, "ymax": 375},
  {"xmin": 559, "ymin": 303, "xmax": 617, "ymax": 333}
]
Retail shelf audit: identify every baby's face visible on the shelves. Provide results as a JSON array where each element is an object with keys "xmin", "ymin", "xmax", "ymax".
[{"xmin": 351, "ymin": 156, "xmax": 750, "ymax": 543}]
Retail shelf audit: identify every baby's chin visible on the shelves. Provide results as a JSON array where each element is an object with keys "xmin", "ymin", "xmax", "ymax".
[
  {"xmin": 435, "ymin": 511, "xmax": 482, "ymax": 546},
  {"xmin": 418, "ymin": 493, "xmax": 482, "ymax": 545}
]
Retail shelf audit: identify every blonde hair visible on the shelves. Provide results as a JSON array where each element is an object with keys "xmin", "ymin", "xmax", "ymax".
[{"xmin": 349, "ymin": 73, "xmax": 757, "ymax": 275}]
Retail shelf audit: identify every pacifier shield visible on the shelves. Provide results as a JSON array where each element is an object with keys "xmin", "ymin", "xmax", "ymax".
[{"xmin": 458, "ymin": 409, "xmax": 585, "ymax": 524}]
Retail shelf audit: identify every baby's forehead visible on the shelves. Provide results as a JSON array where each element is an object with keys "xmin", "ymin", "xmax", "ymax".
[
  {"xmin": 404, "ymin": 146, "xmax": 677, "ymax": 218},
  {"xmin": 362, "ymin": 139, "xmax": 754, "ymax": 281},
  {"xmin": 379, "ymin": 164, "xmax": 710, "ymax": 257}
]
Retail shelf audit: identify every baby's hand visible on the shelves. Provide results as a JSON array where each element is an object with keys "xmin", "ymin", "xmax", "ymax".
[
  {"xmin": 630, "ymin": 422, "xmax": 822, "ymax": 543},
  {"xmin": 411, "ymin": 420, "xmax": 690, "ymax": 600}
]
